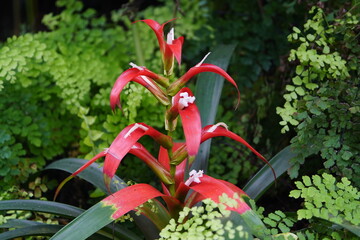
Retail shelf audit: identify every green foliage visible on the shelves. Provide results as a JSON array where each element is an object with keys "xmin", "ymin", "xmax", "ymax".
[
  {"xmin": 249, "ymin": 172, "xmax": 360, "ymax": 239},
  {"xmin": 276, "ymin": 6, "xmax": 360, "ymax": 184},
  {"xmin": 290, "ymin": 173, "xmax": 360, "ymax": 225},
  {"xmin": 290, "ymin": 173, "xmax": 360, "ymax": 239},
  {"xmin": 0, "ymin": 177, "xmax": 59, "ymax": 240},
  {"xmin": 203, "ymin": 0, "xmax": 307, "ymax": 184},
  {"xmin": 207, "ymin": 0, "xmax": 305, "ymax": 86},
  {"xmin": 0, "ymin": 0, "xmax": 167, "ymax": 191},
  {"xmin": 159, "ymin": 199, "xmax": 252, "ymax": 240},
  {"xmin": 249, "ymin": 200, "xmax": 297, "ymax": 239}
]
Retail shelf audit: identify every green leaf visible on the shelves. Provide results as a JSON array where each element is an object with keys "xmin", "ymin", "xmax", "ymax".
[
  {"xmin": 0, "ymin": 224, "xmax": 63, "ymax": 240},
  {"xmin": 50, "ymin": 184, "xmax": 164, "ymax": 240},
  {"xmin": 337, "ymin": 221, "xmax": 360, "ymax": 237},
  {"xmin": 243, "ymin": 146, "xmax": 297, "ymax": 200},
  {"xmin": 0, "ymin": 199, "xmax": 83, "ymax": 218},
  {"xmin": 49, "ymin": 203, "xmax": 119, "ymax": 240},
  {"xmin": 323, "ymin": 46, "xmax": 330, "ymax": 54},
  {"xmin": 219, "ymin": 211, "xmax": 254, "ymax": 240},
  {"xmin": 45, "ymin": 158, "xmax": 127, "ymax": 194},
  {"xmin": 293, "ymin": 27, "xmax": 301, "ymax": 33},
  {"xmin": 305, "ymin": 83, "xmax": 318, "ymax": 90},
  {"xmin": 292, "ymin": 76, "xmax": 302, "ymax": 85},
  {"xmin": 306, "ymin": 34, "xmax": 315, "ymax": 41},
  {"xmin": 45, "ymin": 158, "xmax": 159, "ymax": 240},
  {"xmin": 193, "ymin": 44, "xmax": 236, "ymax": 172}
]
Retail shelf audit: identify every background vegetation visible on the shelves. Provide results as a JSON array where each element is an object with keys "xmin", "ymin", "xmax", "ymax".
[{"xmin": 0, "ymin": 0, "xmax": 359, "ymax": 238}]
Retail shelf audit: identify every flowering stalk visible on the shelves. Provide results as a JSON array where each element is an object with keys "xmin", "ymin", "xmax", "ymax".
[{"xmin": 55, "ymin": 18, "xmax": 272, "ymax": 239}]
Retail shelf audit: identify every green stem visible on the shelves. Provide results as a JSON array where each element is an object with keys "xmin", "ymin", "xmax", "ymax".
[
  {"xmin": 167, "ymin": 129, "xmax": 176, "ymax": 196},
  {"xmin": 132, "ymin": 23, "xmax": 145, "ymax": 66}
]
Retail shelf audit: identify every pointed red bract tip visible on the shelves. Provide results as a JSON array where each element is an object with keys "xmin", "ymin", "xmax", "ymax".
[
  {"xmin": 54, "ymin": 175, "xmax": 73, "ymax": 201},
  {"xmin": 168, "ymin": 36, "xmax": 184, "ymax": 66},
  {"xmin": 201, "ymin": 124, "xmax": 276, "ymax": 180}
]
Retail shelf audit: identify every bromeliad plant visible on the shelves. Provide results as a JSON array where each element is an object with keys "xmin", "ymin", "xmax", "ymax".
[{"xmin": 51, "ymin": 19, "xmax": 274, "ymax": 239}]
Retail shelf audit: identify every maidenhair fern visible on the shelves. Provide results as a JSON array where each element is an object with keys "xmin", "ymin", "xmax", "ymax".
[
  {"xmin": 0, "ymin": 0, "xmax": 160, "ymax": 191},
  {"xmin": 290, "ymin": 173, "xmax": 360, "ymax": 239},
  {"xmin": 159, "ymin": 198, "xmax": 252, "ymax": 240},
  {"xmin": 290, "ymin": 173, "xmax": 360, "ymax": 225},
  {"xmin": 276, "ymin": 6, "xmax": 360, "ymax": 186},
  {"xmin": 249, "ymin": 200, "xmax": 297, "ymax": 240}
]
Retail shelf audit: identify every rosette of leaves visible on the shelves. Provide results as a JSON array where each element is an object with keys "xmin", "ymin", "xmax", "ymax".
[{"xmin": 276, "ymin": 6, "xmax": 360, "ymax": 185}]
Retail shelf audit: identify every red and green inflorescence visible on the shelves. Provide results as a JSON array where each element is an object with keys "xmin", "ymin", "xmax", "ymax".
[{"xmin": 56, "ymin": 18, "xmax": 272, "ymax": 234}]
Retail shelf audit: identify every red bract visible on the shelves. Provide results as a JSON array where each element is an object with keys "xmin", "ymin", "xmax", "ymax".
[
  {"xmin": 103, "ymin": 123, "xmax": 172, "ymax": 188},
  {"xmin": 129, "ymin": 143, "xmax": 173, "ymax": 185},
  {"xmin": 110, "ymin": 66, "xmax": 169, "ymax": 111},
  {"xmin": 158, "ymin": 143, "xmax": 187, "ymax": 189},
  {"xmin": 100, "ymin": 171, "xmax": 253, "ymax": 228},
  {"xmin": 172, "ymin": 122, "xmax": 270, "ymax": 169},
  {"xmin": 102, "ymin": 183, "xmax": 166, "ymax": 219},
  {"xmin": 167, "ymin": 63, "xmax": 240, "ymax": 108},
  {"xmin": 202, "ymin": 123, "xmax": 276, "ymax": 178},
  {"xmin": 56, "ymin": 123, "xmax": 173, "ymax": 195},
  {"xmin": 187, "ymin": 175, "xmax": 250, "ymax": 214},
  {"xmin": 136, "ymin": 19, "xmax": 184, "ymax": 75},
  {"xmin": 166, "ymin": 88, "xmax": 201, "ymax": 157},
  {"xmin": 201, "ymin": 123, "xmax": 266, "ymax": 161}
]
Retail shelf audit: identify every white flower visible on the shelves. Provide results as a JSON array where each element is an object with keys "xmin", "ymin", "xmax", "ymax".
[
  {"xmin": 178, "ymin": 92, "xmax": 196, "ymax": 109},
  {"xmin": 185, "ymin": 170, "xmax": 204, "ymax": 186}
]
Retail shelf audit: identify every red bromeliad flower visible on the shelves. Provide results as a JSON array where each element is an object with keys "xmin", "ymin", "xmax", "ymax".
[{"xmin": 55, "ymin": 18, "xmax": 271, "ymax": 239}]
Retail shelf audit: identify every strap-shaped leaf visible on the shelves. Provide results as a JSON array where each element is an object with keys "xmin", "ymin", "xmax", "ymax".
[
  {"xmin": 45, "ymin": 158, "xmax": 127, "ymax": 194},
  {"xmin": 0, "ymin": 200, "xmax": 141, "ymax": 240},
  {"xmin": 0, "ymin": 221, "xmax": 110, "ymax": 240},
  {"xmin": 0, "ymin": 224, "xmax": 63, "ymax": 240},
  {"xmin": 45, "ymin": 158, "xmax": 159, "ymax": 240},
  {"xmin": 243, "ymin": 146, "xmax": 297, "ymax": 200},
  {"xmin": 50, "ymin": 184, "xmax": 164, "ymax": 240},
  {"xmin": 0, "ymin": 199, "xmax": 83, "ymax": 218},
  {"xmin": 192, "ymin": 44, "xmax": 237, "ymax": 172}
]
